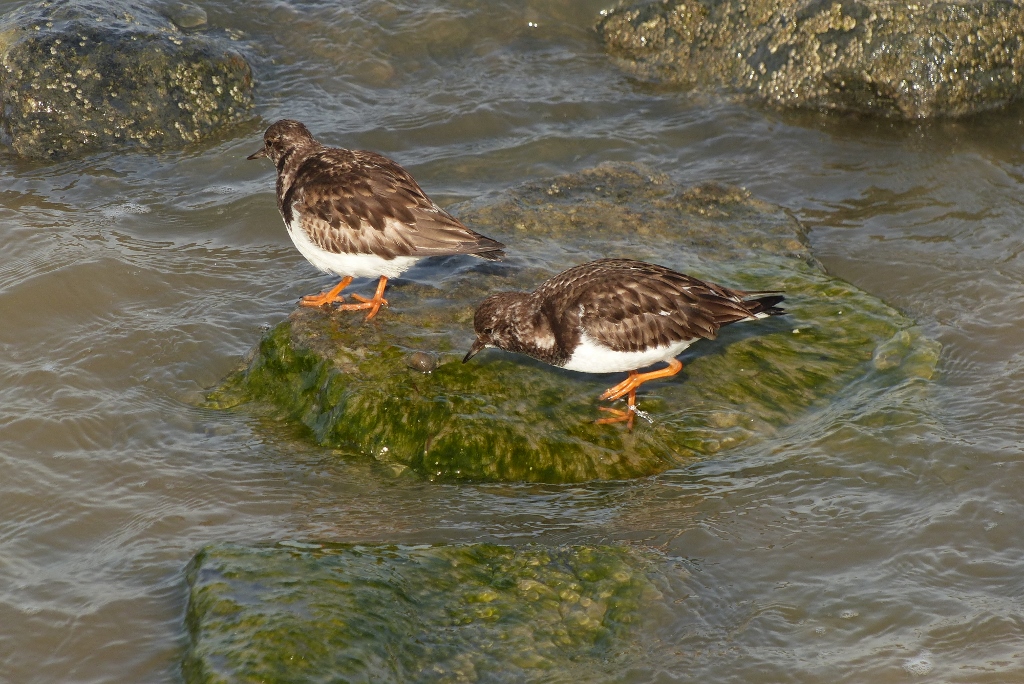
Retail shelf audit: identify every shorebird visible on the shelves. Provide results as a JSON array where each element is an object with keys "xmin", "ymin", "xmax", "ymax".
[
  {"xmin": 464, "ymin": 258, "xmax": 784, "ymax": 428},
  {"xmin": 248, "ymin": 119, "xmax": 505, "ymax": 320}
]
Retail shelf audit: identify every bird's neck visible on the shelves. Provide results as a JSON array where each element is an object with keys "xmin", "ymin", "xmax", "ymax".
[
  {"xmin": 275, "ymin": 142, "xmax": 323, "ymax": 213},
  {"xmin": 503, "ymin": 296, "xmax": 568, "ymax": 366}
]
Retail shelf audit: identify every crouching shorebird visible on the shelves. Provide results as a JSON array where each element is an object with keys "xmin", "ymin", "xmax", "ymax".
[
  {"xmin": 463, "ymin": 258, "xmax": 785, "ymax": 429},
  {"xmin": 248, "ymin": 119, "xmax": 505, "ymax": 320}
]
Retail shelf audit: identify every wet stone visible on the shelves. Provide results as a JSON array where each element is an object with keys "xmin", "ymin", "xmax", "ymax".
[
  {"xmin": 183, "ymin": 542, "xmax": 665, "ymax": 683},
  {"xmin": 597, "ymin": 0, "xmax": 1024, "ymax": 119},
  {"xmin": 161, "ymin": 1, "xmax": 208, "ymax": 30},
  {"xmin": 207, "ymin": 163, "xmax": 941, "ymax": 483},
  {"xmin": 405, "ymin": 350, "xmax": 439, "ymax": 373},
  {"xmin": 0, "ymin": 0, "xmax": 254, "ymax": 160}
]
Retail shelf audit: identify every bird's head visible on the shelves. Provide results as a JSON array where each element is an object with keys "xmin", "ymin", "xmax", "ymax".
[
  {"xmin": 247, "ymin": 119, "xmax": 318, "ymax": 164},
  {"xmin": 463, "ymin": 291, "xmax": 530, "ymax": 363}
]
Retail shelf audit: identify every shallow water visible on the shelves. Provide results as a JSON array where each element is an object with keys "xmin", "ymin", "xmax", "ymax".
[{"xmin": 1, "ymin": 0, "xmax": 1023, "ymax": 681}]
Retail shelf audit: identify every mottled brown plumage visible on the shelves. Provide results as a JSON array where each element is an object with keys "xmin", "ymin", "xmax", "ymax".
[
  {"xmin": 464, "ymin": 258, "xmax": 784, "ymax": 428},
  {"xmin": 248, "ymin": 119, "xmax": 504, "ymax": 318}
]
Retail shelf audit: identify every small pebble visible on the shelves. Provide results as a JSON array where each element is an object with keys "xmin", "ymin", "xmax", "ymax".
[{"xmin": 405, "ymin": 351, "xmax": 437, "ymax": 372}]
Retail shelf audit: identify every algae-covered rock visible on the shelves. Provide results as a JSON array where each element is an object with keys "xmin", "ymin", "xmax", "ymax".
[
  {"xmin": 183, "ymin": 542, "xmax": 664, "ymax": 683},
  {"xmin": 210, "ymin": 163, "xmax": 940, "ymax": 483},
  {"xmin": 598, "ymin": 0, "xmax": 1024, "ymax": 119},
  {"xmin": 0, "ymin": 0, "xmax": 254, "ymax": 159}
]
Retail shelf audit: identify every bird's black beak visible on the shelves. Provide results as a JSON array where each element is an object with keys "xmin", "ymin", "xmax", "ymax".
[
  {"xmin": 463, "ymin": 338, "xmax": 486, "ymax": 363},
  {"xmin": 246, "ymin": 146, "xmax": 268, "ymax": 160}
]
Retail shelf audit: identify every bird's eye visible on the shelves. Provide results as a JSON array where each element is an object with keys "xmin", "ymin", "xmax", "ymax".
[{"xmin": 483, "ymin": 328, "xmax": 493, "ymax": 335}]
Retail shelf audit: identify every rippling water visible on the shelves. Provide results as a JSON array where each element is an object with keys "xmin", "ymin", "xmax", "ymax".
[{"xmin": 2, "ymin": 0, "xmax": 1023, "ymax": 681}]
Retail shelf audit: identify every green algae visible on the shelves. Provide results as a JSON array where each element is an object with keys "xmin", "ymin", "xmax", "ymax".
[
  {"xmin": 598, "ymin": 0, "xmax": 1024, "ymax": 119},
  {"xmin": 183, "ymin": 542, "xmax": 664, "ymax": 684},
  {"xmin": 209, "ymin": 163, "xmax": 940, "ymax": 483}
]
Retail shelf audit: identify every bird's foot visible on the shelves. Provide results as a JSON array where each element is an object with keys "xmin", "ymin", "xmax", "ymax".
[
  {"xmin": 300, "ymin": 291, "xmax": 345, "ymax": 307},
  {"xmin": 299, "ymin": 276, "xmax": 353, "ymax": 308},
  {"xmin": 596, "ymin": 406, "xmax": 635, "ymax": 430},
  {"xmin": 595, "ymin": 403, "xmax": 653, "ymax": 431},
  {"xmin": 334, "ymin": 276, "xmax": 390, "ymax": 320},
  {"xmin": 338, "ymin": 295, "xmax": 388, "ymax": 321}
]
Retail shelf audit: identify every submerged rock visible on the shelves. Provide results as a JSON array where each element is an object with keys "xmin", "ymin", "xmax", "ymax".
[
  {"xmin": 183, "ymin": 542, "xmax": 664, "ymax": 683},
  {"xmin": 598, "ymin": 0, "xmax": 1024, "ymax": 119},
  {"xmin": 0, "ymin": 0, "xmax": 254, "ymax": 159},
  {"xmin": 209, "ymin": 163, "xmax": 940, "ymax": 483}
]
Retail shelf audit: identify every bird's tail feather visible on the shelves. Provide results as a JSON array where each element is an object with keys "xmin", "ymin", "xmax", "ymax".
[
  {"xmin": 474, "ymin": 248, "xmax": 505, "ymax": 262},
  {"xmin": 746, "ymin": 294, "xmax": 786, "ymax": 318}
]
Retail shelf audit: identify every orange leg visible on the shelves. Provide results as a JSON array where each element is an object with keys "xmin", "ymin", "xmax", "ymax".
[
  {"xmin": 595, "ymin": 359, "xmax": 684, "ymax": 429},
  {"xmin": 600, "ymin": 358, "xmax": 683, "ymax": 402},
  {"xmin": 300, "ymin": 276, "xmax": 353, "ymax": 308},
  {"xmin": 338, "ymin": 275, "xmax": 390, "ymax": 321}
]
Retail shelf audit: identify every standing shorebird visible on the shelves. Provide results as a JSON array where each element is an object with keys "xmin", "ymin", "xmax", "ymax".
[
  {"xmin": 463, "ymin": 258, "xmax": 785, "ymax": 429},
  {"xmin": 248, "ymin": 119, "xmax": 505, "ymax": 320}
]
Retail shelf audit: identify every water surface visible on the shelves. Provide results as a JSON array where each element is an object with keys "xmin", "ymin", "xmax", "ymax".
[{"xmin": 1, "ymin": 0, "xmax": 1023, "ymax": 681}]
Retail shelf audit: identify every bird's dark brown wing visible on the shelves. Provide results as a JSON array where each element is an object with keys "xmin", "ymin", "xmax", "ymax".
[
  {"xmin": 538, "ymin": 258, "xmax": 769, "ymax": 353},
  {"xmin": 285, "ymin": 149, "xmax": 504, "ymax": 259}
]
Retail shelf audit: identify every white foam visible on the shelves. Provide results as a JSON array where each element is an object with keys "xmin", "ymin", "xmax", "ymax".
[
  {"xmin": 903, "ymin": 656, "xmax": 934, "ymax": 676},
  {"xmin": 102, "ymin": 202, "xmax": 151, "ymax": 217}
]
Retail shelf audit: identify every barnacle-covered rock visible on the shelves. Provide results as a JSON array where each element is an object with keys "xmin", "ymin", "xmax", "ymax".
[
  {"xmin": 598, "ymin": 0, "xmax": 1024, "ymax": 118},
  {"xmin": 0, "ymin": 0, "xmax": 254, "ymax": 159}
]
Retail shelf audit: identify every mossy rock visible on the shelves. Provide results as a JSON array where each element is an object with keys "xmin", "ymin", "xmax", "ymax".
[
  {"xmin": 183, "ymin": 542, "xmax": 665, "ymax": 683},
  {"xmin": 209, "ymin": 163, "xmax": 940, "ymax": 483},
  {"xmin": 598, "ymin": 0, "xmax": 1024, "ymax": 119}
]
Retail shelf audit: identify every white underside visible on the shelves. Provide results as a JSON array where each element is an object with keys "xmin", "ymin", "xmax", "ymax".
[
  {"xmin": 286, "ymin": 220, "xmax": 420, "ymax": 279},
  {"xmin": 560, "ymin": 333, "xmax": 695, "ymax": 374}
]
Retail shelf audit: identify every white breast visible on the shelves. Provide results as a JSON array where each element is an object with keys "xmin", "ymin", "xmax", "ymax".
[
  {"xmin": 561, "ymin": 332, "xmax": 695, "ymax": 374},
  {"xmin": 286, "ymin": 219, "xmax": 420, "ymax": 279}
]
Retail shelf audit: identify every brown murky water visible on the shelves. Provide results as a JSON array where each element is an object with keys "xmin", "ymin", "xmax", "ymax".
[{"xmin": 1, "ymin": 0, "xmax": 1023, "ymax": 681}]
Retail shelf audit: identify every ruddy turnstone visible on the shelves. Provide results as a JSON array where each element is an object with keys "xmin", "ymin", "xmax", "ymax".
[
  {"xmin": 463, "ymin": 258, "xmax": 785, "ymax": 429},
  {"xmin": 248, "ymin": 119, "xmax": 505, "ymax": 320}
]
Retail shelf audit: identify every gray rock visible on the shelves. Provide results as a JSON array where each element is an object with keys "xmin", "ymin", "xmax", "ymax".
[
  {"xmin": 598, "ymin": 0, "xmax": 1024, "ymax": 118},
  {"xmin": 0, "ymin": 0, "xmax": 254, "ymax": 159}
]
